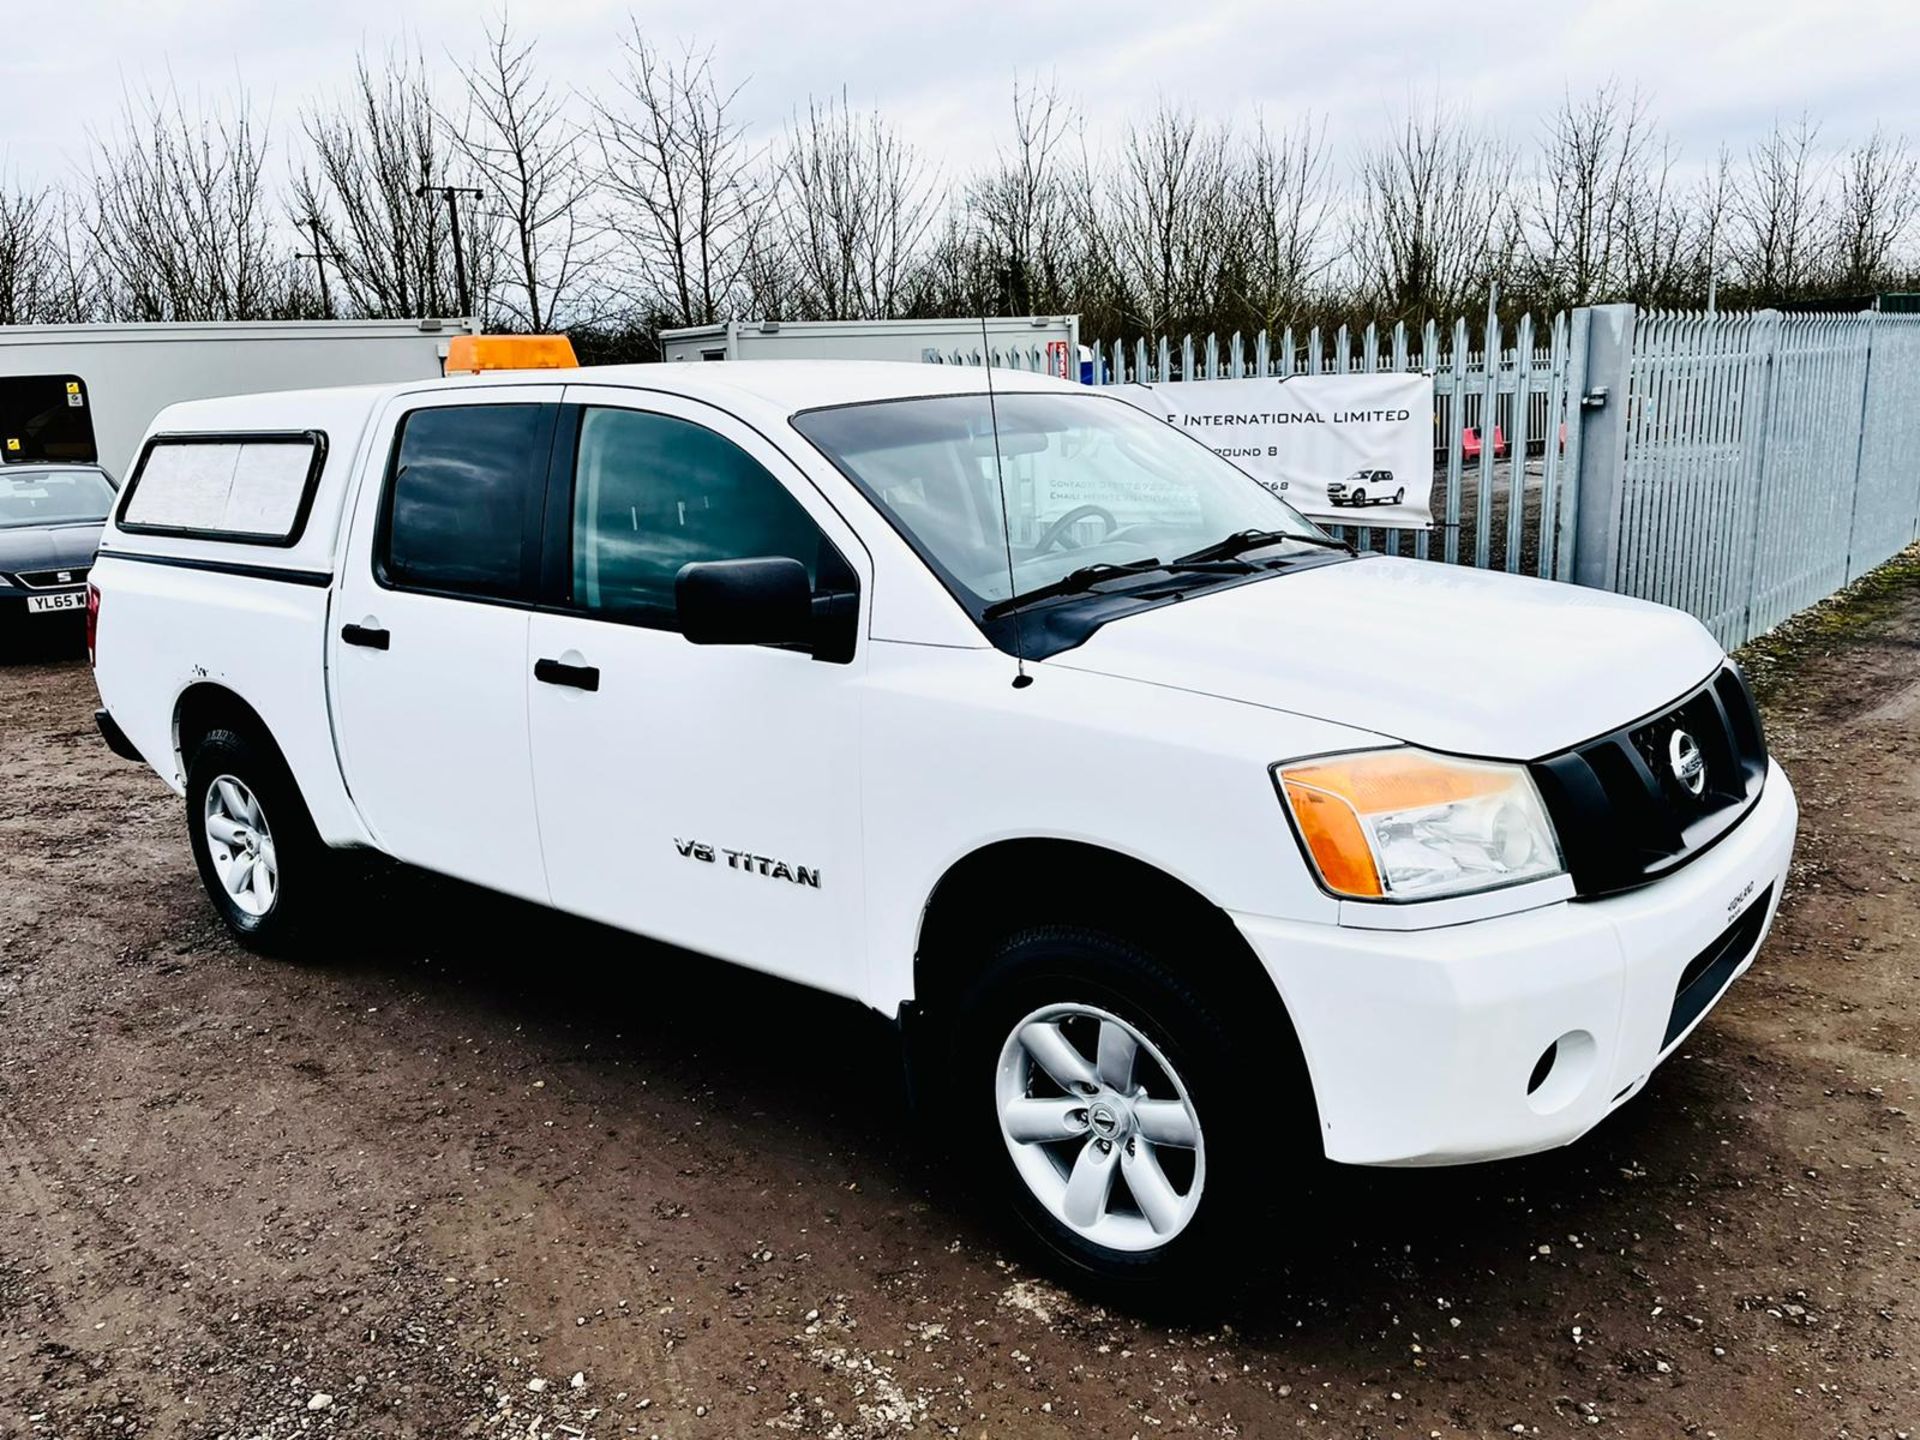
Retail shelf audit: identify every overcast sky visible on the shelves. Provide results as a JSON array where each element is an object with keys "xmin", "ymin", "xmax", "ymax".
[{"xmin": 3, "ymin": 0, "xmax": 1917, "ymax": 187}]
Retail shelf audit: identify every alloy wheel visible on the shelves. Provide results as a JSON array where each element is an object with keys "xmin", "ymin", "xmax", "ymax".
[
  {"xmin": 203, "ymin": 774, "xmax": 278, "ymax": 918},
  {"xmin": 994, "ymin": 1002, "xmax": 1205, "ymax": 1252}
]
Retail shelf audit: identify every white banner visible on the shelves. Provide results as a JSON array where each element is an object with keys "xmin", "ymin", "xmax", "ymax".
[{"xmin": 1113, "ymin": 372, "xmax": 1434, "ymax": 528}]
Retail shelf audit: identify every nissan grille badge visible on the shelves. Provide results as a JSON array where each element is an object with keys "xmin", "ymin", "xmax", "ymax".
[{"xmin": 1668, "ymin": 729, "xmax": 1707, "ymax": 796}]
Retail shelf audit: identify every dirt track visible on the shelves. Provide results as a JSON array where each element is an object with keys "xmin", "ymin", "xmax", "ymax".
[{"xmin": 2, "ymin": 566, "xmax": 1916, "ymax": 1439}]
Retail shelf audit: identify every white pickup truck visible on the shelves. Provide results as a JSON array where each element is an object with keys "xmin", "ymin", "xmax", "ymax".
[{"xmin": 89, "ymin": 354, "xmax": 1796, "ymax": 1287}]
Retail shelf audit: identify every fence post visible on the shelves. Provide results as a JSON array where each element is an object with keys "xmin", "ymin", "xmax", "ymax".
[
  {"xmin": 1736, "ymin": 311, "xmax": 1786, "ymax": 641},
  {"xmin": 1568, "ymin": 303, "xmax": 1638, "ymax": 590},
  {"xmin": 1843, "ymin": 310, "xmax": 1878, "ymax": 583}
]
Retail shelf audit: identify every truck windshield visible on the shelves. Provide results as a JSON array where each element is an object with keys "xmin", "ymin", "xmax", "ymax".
[
  {"xmin": 0, "ymin": 468, "xmax": 115, "ymax": 528},
  {"xmin": 793, "ymin": 391, "xmax": 1329, "ymax": 614}
]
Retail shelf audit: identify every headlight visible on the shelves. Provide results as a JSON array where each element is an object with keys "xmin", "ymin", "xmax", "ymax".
[{"xmin": 1275, "ymin": 748, "xmax": 1564, "ymax": 901}]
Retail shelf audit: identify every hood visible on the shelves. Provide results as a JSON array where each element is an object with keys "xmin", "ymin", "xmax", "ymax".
[
  {"xmin": 1052, "ymin": 555, "xmax": 1725, "ymax": 760},
  {"xmin": 0, "ymin": 522, "xmax": 104, "ymax": 578}
]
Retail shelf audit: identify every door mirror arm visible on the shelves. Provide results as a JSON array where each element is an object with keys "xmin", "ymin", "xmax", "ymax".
[{"xmin": 809, "ymin": 589, "xmax": 860, "ymax": 664}]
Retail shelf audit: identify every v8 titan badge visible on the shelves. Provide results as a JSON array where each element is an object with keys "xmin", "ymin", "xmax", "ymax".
[{"xmin": 674, "ymin": 837, "xmax": 821, "ymax": 889}]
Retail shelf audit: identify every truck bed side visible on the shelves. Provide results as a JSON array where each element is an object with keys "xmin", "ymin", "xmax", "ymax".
[{"xmin": 91, "ymin": 385, "xmax": 396, "ymax": 848}]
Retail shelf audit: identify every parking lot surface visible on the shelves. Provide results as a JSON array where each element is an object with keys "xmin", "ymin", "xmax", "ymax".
[{"xmin": 2, "ymin": 567, "xmax": 1916, "ymax": 1439}]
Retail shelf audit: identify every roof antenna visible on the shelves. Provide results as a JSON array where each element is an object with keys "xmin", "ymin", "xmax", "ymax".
[{"xmin": 978, "ymin": 312, "xmax": 1033, "ymax": 689}]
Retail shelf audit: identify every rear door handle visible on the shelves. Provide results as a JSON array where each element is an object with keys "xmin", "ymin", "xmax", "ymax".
[
  {"xmin": 534, "ymin": 657, "xmax": 600, "ymax": 692},
  {"xmin": 341, "ymin": 623, "xmax": 390, "ymax": 650}
]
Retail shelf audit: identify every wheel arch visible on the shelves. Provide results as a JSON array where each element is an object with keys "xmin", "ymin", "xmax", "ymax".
[
  {"xmin": 909, "ymin": 837, "xmax": 1317, "ymax": 1129},
  {"xmin": 173, "ymin": 682, "xmax": 288, "ymax": 786}
]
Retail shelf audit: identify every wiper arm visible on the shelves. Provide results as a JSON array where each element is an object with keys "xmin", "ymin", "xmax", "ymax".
[
  {"xmin": 983, "ymin": 556, "xmax": 1253, "ymax": 619},
  {"xmin": 1173, "ymin": 527, "xmax": 1356, "ymax": 565}
]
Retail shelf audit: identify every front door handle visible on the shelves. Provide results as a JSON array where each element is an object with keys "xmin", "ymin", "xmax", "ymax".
[
  {"xmin": 341, "ymin": 623, "xmax": 390, "ymax": 650},
  {"xmin": 535, "ymin": 657, "xmax": 600, "ymax": 692}
]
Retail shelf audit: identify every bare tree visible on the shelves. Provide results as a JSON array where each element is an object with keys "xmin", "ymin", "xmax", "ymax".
[
  {"xmin": 1609, "ymin": 131, "xmax": 1696, "ymax": 306},
  {"xmin": 774, "ymin": 92, "xmax": 937, "ymax": 321},
  {"xmin": 911, "ymin": 208, "xmax": 993, "ymax": 317},
  {"xmin": 735, "ymin": 207, "xmax": 802, "ymax": 319},
  {"xmin": 29, "ymin": 53, "xmax": 1920, "ymax": 336},
  {"xmin": 294, "ymin": 48, "xmax": 498, "ymax": 319},
  {"xmin": 1234, "ymin": 110, "xmax": 1332, "ymax": 326},
  {"xmin": 452, "ymin": 16, "xmax": 592, "ymax": 330},
  {"xmin": 1350, "ymin": 100, "xmax": 1517, "ymax": 323},
  {"xmin": 0, "ymin": 178, "xmax": 56, "ymax": 324},
  {"xmin": 1828, "ymin": 127, "xmax": 1918, "ymax": 292},
  {"xmin": 1524, "ymin": 82, "xmax": 1657, "ymax": 306},
  {"xmin": 965, "ymin": 77, "xmax": 1077, "ymax": 315},
  {"xmin": 1081, "ymin": 102, "xmax": 1240, "ymax": 336},
  {"xmin": 30, "ymin": 189, "xmax": 105, "ymax": 323},
  {"xmin": 87, "ymin": 84, "xmax": 292, "ymax": 321},
  {"xmin": 594, "ymin": 29, "xmax": 761, "ymax": 328},
  {"xmin": 1726, "ymin": 114, "xmax": 1826, "ymax": 300}
]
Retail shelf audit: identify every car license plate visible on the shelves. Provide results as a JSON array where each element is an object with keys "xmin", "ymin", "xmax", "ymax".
[{"xmin": 26, "ymin": 591, "xmax": 85, "ymax": 614}]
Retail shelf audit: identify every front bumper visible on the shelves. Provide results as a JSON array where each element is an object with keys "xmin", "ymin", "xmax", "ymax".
[{"xmin": 1233, "ymin": 759, "xmax": 1798, "ymax": 1166}]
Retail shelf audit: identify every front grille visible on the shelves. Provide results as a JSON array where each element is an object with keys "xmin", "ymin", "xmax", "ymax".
[
  {"xmin": 1664, "ymin": 884, "xmax": 1773, "ymax": 1046},
  {"xmin": 11, "ymin": 565, "xmax": 90, "ymax": 590},
  {"xmin": 1530, "ymin": 664, "xmax": 1768, "ymax": 897}
]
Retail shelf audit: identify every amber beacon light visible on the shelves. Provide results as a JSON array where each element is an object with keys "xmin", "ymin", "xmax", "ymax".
[{"xmin": 445, "ymin": 334, "xmax": 579, "ymax": 374}]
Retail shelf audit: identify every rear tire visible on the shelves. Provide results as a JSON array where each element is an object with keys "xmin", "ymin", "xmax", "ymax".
[
  {"xmin": 185, "ymin": 727, "xmax": 328, "ymax": 954},
  {"xmin": 1393, "ymin": 487, "xmax": 1405, "ymax": 504},
  {"xmin": 951, "ymin": 925, "xmax": 1298, "ymax": 1293}
]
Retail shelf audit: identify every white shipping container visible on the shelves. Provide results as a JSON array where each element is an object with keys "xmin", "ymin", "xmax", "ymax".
[
  {"xmin": 659, "ymin": 316, "xmax": 1081, "ymax": 378},
  {"xmin": 0, "ymin": 318, "xmax": 466, "ymax": 481}
]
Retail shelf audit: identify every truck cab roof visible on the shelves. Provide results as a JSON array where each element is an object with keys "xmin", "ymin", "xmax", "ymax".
[
  {"xmin": 145, "ymin": 360, "xmax": 1069, "ymax": 431},
  {"xmin": 101, "ymin": 361, "xmax": 1079, "ymax": 578}
]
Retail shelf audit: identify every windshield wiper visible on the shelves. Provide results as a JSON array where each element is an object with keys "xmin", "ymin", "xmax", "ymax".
[
  {"xmin": 983, "ymin": 556, "xmax": 1253, "ymax": 619},
  {"xmin": 1173, "ymin": 527, "xmax": 1356, "ymax": 565}
]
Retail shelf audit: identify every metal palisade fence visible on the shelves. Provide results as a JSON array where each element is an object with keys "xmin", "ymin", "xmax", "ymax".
[
  {"xmin": 1604, "ymin": 309, "xmax": 1920, "ymax": 646},
  {"xmin": 989, "ymin": 305, "xmax": 1920, "ymax": 649},
  {"xmin": 1080, "ymin": 316, "xmax": 1578, "ymax": 578}
]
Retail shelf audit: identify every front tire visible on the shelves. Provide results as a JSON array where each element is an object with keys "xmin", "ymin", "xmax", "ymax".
[
  {"xmin": 185, "ymin": 728, "xmax": 327, "ymax": 953},
  {"xmin": 953, "ymin": 926, "xmax": 1286, "ymax": 1291}
]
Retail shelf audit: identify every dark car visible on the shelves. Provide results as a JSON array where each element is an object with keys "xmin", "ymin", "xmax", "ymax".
[
  {"xmin": 1326, "ymin": 468, "xmax": 1406, "ymax": 508},
  {"xmin": 0, "ymin": 464, "xmax": 116, "ymax": 647}
]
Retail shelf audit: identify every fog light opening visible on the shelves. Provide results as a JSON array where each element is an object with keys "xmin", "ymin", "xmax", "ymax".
[
  {"xmin": 1527, "ymin": 1041, "xmax": 1559, "ymax": 1096},
  {"xmin": 1523, "ymin": 1029, "xmax": 1598, "ymax": 1116}
]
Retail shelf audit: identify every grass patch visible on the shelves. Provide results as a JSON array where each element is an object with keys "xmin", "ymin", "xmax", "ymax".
[{"xmin": 1735, "ymin": 542, "xmax": 1920, "ymax": 705}]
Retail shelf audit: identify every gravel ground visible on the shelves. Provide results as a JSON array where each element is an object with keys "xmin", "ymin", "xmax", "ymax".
[{"xmin": 1, "ymin": 566, "xmax": 1916, "ymax": 1439}]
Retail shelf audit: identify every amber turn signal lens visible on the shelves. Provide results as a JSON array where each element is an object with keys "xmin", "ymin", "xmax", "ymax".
[{"xmin": 1281, "ymin": 777, "xmax": 1384, "ymax": 897}]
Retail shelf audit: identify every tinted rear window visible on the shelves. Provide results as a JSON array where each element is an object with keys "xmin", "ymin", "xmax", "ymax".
[{"xmin": 380, "ymin": 404, "xmax": 555, "ymax": 601}]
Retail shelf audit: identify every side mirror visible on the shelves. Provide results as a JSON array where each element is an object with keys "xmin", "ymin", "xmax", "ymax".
[{"xmin": 675, "ymin": 557, "xmax": 813, "ymax": 648}]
